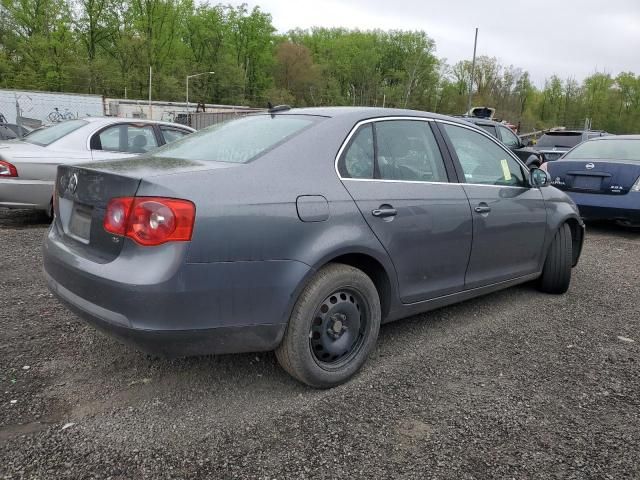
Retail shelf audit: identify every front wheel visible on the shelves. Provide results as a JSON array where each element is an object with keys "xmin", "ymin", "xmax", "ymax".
[
  {"xmin": 538, "ymin": 223, "xmax": 572, "ymax": 294},
  {"xmin": 276, "ymin": 263, "xmax": 381, "ymax": 388}
]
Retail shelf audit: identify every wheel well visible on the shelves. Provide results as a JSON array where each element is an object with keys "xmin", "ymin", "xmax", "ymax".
[
  {"xmin": 565, "ymin": 218, "xmax": 582, "ymax": 266},
  {"xmin": 328, "ymin": 253, "xmax": 392, "ymax": 321}
]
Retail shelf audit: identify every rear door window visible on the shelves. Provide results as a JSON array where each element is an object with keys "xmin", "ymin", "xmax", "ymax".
[
  {"xmin": 442, "ymin": 123, "xmax": 526, "ymax": 187},
  {"xmin": 498, "ymin": 125, "xmax": 520, "ymax": 148},
  {"xmin": 339, "ymin": 124, "xmax": 374, "ymax": 179},
  {"xmin": 478, "ymin": 125, "xmax": 497, "ymax": 137},
  {"xmin": 92, "ymin": 124, "xmax": 159, "ymax": 153},
  {"xmin": 375, "ymin": 120, "xmax": 448, "ymax": 182}
]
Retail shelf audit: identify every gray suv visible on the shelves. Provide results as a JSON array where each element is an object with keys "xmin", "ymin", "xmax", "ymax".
[{"xmin": 43, "ymin": 107, "xmax": 584, "ymax": 388}]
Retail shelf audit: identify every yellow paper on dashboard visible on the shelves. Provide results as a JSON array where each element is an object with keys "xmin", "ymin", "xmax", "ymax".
[{"xmin": 500, "ymin": 159, "xmax": 511, "ymax": 181}]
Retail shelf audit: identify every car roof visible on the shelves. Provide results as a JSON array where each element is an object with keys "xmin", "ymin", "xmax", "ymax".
[
  {"xmin": 588, "ymin": 134, "xmax": 640, "ymax": 141},
  {"xmin": 455, "ymin": 116, "xmax": 502, "ymax": 127},
  {"xmin": 267, "ymin": 106, "xmax": 480, "ymax": 128},
  {"xmin": 81, "ymin": 117, "xmax": 195, "ymax": 130}
]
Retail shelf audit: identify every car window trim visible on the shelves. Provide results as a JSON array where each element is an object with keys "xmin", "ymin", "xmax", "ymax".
[
  {"xmin": 434, "ymin": 119, "xmax": 530, "ymax": 189},
  {"xmin": 335, "ymin": 116, "xmax": 457, "ymax": 185}
]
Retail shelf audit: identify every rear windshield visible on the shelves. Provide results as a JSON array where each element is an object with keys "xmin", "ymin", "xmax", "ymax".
[
  {"xmin": 151, "ymin": 114, "xmax": 318, "ymax": 163},
  {"xmin": 536, "ymin": 132, "xmax": 583, "ymax": 148},
  {"xmin": 23, "ymin": 119, "xmax": 88, "ymax": 147},
  {"xmin": 564, "ymin": 139, "xmax": 640, "ymax": 161}
]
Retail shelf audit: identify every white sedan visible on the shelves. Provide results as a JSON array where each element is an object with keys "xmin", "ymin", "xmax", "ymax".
[{"xmin": 0, "ymin": 117, "xmax": 195, "ymax": 218}]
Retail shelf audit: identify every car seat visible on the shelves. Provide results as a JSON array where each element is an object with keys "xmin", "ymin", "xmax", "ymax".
[{"xmin": 130, "ymin": 134, "xmax": 148, "ymax": 153}]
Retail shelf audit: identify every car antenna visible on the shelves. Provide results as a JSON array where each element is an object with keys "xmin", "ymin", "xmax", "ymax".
[{"xmin": 268, "ymin": 104, "xmax": 292, "ymax": 114}]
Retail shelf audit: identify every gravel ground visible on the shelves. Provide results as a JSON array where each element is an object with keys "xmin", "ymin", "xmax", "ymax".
[{"xmin": 0, "ymin": 208, "xmax": 639, "ymax": 479}]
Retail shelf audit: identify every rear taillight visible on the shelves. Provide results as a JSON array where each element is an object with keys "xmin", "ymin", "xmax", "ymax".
[
  {"xmin": 104, "ymin": 197, "xmax": 195, "ymax": 246},
  {"xmin": 0, "ymin": 160, "xmax": 18, "ymax": 177}
]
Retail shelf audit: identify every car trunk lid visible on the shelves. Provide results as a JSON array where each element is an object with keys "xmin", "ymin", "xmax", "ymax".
[
  {"xmin": 547, "ymin": 159, "xmax": 640, "ymax": 195},
  {"xmin": 53, "ymin": 156, "xmax": 215, "ymax": 262}
]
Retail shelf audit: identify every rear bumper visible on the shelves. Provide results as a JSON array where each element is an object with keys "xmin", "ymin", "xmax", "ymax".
[
  {"xmin": 568, "ymin": 191, "xmax": 640, "ymax": 225},
  {"xmin": 45, "ymin": 272, "xmax": 285, "ymax": 357},
  {"xmin": 0, "ymin": 178, "xmax": 53, "ymax": 210},
  {"xmin": 43, "ymin": 226, "xmax": 311, "ymax": 356}
]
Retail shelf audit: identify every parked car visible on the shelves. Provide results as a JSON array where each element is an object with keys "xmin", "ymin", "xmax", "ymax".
[
  {"xmin": 43, "ymin": 107, "xmax": 584, "ymax": 388},
  {"xmin": 462, "ymin": 117, "xmax": 544, "ymax": 167},
  {"xmin": 543, "ymin": 135, "xmax": 640, "ymax": 227},
  {"xmin": 535, "ymin": 130, "xmax": 609, "ymax": 162},
  {"xmin": 0, "ymin": 118, "xmax": 195, "ymax": 218},
  {"xmin": 0, "ymin": 123, "xmax": 30, "ymax": 140}
]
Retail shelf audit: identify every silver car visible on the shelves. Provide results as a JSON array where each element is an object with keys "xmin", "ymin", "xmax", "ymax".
[{"xmin": 0, "ymin": 117, "xmax": 194, "ymax": 217}]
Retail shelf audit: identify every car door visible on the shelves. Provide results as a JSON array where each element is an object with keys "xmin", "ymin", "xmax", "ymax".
[
  {"xmin": 337, "ymin": 118, "xmax": 473, "ymax": 303},
  {"xmin": 438, "ymin": 122, "xmax": 547, "ymax": 289},
  {"xmin": 90, "ymin": 123, "xmax": 160, "ymax": 161}
]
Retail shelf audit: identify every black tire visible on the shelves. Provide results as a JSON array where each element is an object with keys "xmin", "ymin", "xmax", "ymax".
[
  {"xmin": 276, "ymin": 263, "xmax": 381, "ymax": 388},
  {"xmin": 538, "ymin": 223, "xmax": 572, "ymax": 294},
  {"xmin": 45, "ymin": 199, "xmax": 54, "ymax": 222}
]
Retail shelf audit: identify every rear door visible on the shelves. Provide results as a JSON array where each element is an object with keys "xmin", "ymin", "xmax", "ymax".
[
  {"xmin": 438, "ymin": 121, "xmax": 547, "ymax": 289},
  {"xmin": 337, "ymin": 118, "xmax": 472, "ymax": 303}
]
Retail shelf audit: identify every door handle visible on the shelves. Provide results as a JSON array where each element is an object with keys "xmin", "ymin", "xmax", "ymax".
[
  {"xmin": 372, "ymin": 207, "xmax": 397, "ymax": 218},
  {"xmin": 474, "ymin": 204, "xmax": 491, "ymax": 214}
]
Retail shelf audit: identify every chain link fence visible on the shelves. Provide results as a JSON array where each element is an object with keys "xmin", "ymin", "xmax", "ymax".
[{"xmin": 0, "ymin": 89, "xmax": 104, "ymax": 131}]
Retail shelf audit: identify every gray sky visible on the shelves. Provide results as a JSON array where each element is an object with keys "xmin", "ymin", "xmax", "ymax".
[{"xmin": 226, "ymin": 0, "xmax": 640, "ymax": 87}]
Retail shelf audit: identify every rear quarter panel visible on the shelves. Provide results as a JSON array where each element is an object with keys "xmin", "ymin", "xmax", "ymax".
[{"xmin": 135, "ymin": 115, "xmax": 400, "ymax": 317}]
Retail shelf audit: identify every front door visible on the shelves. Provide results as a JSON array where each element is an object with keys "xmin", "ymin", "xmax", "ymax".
[
  {"xmin": 439, "ymin": 122, "xmax": 548, "ymax": 289},
  {"xmin": 338, "ymin": 119, "xmax": 473, "ymax": 303}
]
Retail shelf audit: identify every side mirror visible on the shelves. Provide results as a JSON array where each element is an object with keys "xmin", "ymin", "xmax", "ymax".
[{"xmin": 530, "ymin": 167, "xmax": 550, "ymax": 188}]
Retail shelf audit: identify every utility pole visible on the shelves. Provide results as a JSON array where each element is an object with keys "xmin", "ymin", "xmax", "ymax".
[
  {"xmin": 148, "ymin": 66, "xmax": 153, "ymax": 119},
  {"xmin": 186, "ymin": 72, "xmax": 215, "ymax": 113},
  {"xmin": 466, "ymin": 28, "xmax": 478, "ymax": 114}
]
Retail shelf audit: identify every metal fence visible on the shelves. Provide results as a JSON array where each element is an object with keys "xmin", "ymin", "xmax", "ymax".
[
  {"xmin": 0, "ymin": 89, "xmax": 104, "ymax": 130},
  {"xmin": 174, "ymin": 109, "xmax": 264, "ymax": 130}
]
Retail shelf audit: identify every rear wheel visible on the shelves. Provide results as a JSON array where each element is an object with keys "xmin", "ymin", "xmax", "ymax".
[
  {"xmin": 276, "ymin": 263, "xmax": 381, "ymax": 388},
  {"xmin": 538, "ymin": 223, "xmax": 572, "ymax": 294},
  {"xmin": 45, "ymin": 199, "xmax": 53, "ymax": 222}
]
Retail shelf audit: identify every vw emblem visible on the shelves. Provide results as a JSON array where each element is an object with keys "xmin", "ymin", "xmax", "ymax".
[
  {"xmin": 585, "ymin": 163, "xmax": 595, "ymax": 170},
  {"xmin": 68, "ymin": 173, "xmax": 79, "ymax": 194}
]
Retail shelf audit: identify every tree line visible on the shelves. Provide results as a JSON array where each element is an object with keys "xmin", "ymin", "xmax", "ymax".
[{"xmin": 1, "ymin": 0, "xmax": 639, "ymax": 133}]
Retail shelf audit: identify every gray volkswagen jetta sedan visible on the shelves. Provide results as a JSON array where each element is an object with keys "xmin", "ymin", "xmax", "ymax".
[{"xmin": 43, "ymin": 107, "xmax": 584, "ymax": 388}]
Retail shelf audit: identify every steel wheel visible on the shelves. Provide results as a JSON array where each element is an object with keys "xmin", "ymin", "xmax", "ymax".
[
  {"xmin": 276, "ymin": 263, "xmax": 381, "ymax": 388},
  {"xmin": 309, "ymin": 288, "xmax": 368, "ymax": 368}
]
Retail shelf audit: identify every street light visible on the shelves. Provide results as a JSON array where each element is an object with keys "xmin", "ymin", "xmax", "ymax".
[{"xmin": 186, "ymin": 71, "xmax": 214, "ymax": 112}]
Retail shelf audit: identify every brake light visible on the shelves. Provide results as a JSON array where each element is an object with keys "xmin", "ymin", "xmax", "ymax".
[
  {"xmin": 0, "ymin": 160, "xmax": 18, "ymax": 177},
  {"xmin": 104, "ymin": 197, "xmax": 195, "ymax": 246}
]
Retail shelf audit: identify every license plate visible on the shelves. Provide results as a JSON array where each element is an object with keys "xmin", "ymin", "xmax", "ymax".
[
  {"xmin": 68, "ymin": 204, "xmax": 93, "ymax": 242},
  {"xmin": 573, "ymin": 176, "xmax": 602, "ymax": 190}
]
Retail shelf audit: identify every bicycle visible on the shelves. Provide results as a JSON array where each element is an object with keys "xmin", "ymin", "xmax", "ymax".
[
  {"xmin": 161, "ymin": 111, "xmax": 177, "ymax": 122},
  {"xmin": 48, "ymin": 107, "xmax": 76, "ymax": 122}
]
